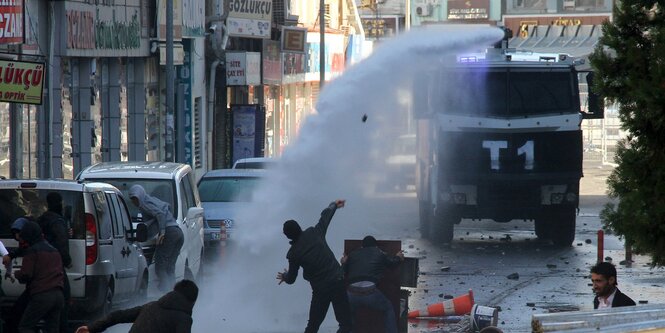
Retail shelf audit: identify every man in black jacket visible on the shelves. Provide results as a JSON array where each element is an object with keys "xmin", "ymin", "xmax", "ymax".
[
  {"xmin": 15, "ymin": 220, "xmax": 65, "ymax": 333},
  {"xmin": 38, "ymin": 192, "xmax": 72, "ymax": 333},
  {"xmin": 591, "ymin": 261, "xmax": 636, "ymax": 309},
  {"xmin": 74, "ymin": 279, "xmax": 198, "ymax": 333},
  {"xmin": 276, "ymin": 199, "xmax": 352, "ymax": 333},
  {"xmin": 342, "ymin": 235, "xmax": 403, "ymax": 333}
]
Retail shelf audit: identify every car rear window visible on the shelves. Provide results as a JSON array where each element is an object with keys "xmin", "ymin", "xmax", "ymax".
[
  {"xmin": 82, "ymin": 179, "xmax": 177, "ymax": 220},
  {"xmin": 0, "ymin": 189, "xmax": 85, "ymax": 239},
  {"xmin": 198, "ymin": 177, "xmax": 262, "ymax": 202}
]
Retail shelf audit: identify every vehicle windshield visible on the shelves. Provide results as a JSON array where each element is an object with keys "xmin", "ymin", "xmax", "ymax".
[
  {"xmin": 438, "ymin": 68, "xmax": 577, "ymax": 117},
  {"xmin": 198, "ymin": 177, "xmax": 263, "ymax": 202},
  {"xmin": 0, "ymin": 189, "xmax": 85, "ymax": 239},
  {"xmin": 233, "ymin": 161, "xmax": 274, "ymax": 169},
  {"xmin": 83, "ymin": 179, "xmax": 177, "ymax": 219}
]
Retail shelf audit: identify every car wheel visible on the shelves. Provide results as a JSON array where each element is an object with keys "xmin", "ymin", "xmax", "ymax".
[
  {"xmin": 137, "ymin": 271, "xmax": 148, "ymax": 302},
  {"xmin": 184, "ymin": 261, "xmax": 194, "ymax": 281},
  {"xmin": 96, "ymin": 282, "xmax": 114, "ymax": 319}
]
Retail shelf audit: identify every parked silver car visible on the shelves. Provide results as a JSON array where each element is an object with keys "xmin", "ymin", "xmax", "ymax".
[
  {"xmin": 0, "ymin": 180, "xmax": 148, "ymax": 318},
  {"xmin": 77, "ymin": 162, "xmax": 205, "ymax": 283}
]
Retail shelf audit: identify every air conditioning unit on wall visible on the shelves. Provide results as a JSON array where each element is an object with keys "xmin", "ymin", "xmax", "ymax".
[{"xmin": 415, "ymin": 3, "xmax": 432, "ymax": 16}]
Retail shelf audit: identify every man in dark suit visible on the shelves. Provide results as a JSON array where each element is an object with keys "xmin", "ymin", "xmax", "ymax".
[{"xmin": 591, "ymin": 262, "xmax": 636, "ymax": 309}]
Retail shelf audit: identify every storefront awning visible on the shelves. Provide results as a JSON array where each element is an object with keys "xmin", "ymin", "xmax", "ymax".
[{"xmin": 507, "ymin": 24, "xmax": 602, "ymax": 58}]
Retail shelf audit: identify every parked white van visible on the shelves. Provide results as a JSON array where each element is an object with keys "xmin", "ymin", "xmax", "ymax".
[
  {"xmin": 0, "ymin": 180, "xmax": 149, "ymax": 318},
  {"xmin": 77, "ymin": 162, "xmax": 205, "ymax": 285}
]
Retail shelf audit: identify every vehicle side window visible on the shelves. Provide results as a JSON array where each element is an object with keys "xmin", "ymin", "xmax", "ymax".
[
  {"xmin": 182, "ymin": 175, "xmax": 195, "ymax": 209},
  {"xmin": 107, "ymin": 193, "xmax": 124, "ymax": 238},
  {"xmin": 187, "ymin": 172, "xmax": 200, "ymax": 205},
  {"xmin": 117, "ymin": 196, "xmax": 133, "ymax": 233},
  {"xmin": 179, "ymin": 178, "xmax": 191, "ymax": 215},
  {"xmin": 92, "ymin": 191, "xmax": 112, "ymax": 240}
]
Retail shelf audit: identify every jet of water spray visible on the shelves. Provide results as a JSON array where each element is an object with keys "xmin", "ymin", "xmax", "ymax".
[{"xmin": 193, "ymin": 26, "xmax": 504, "ymax": 333}]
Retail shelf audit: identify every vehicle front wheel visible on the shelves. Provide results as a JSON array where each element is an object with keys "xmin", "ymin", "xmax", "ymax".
[
  {"xmin": 430, "ymin": 208, "xmax": 457, "ymax": 245},
  {"xmin": 534, "ymin": 218, "xmax": 550, "ymax": 240},
  {"xmin": 419, "ymin": 201, "xmax": 431, "ymax": 239},
  {"xmin": 551, "ymin": 207, "xmax": 576, "ymax": 247}
]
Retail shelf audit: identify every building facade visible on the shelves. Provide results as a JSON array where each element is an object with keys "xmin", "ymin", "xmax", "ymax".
[{"xmin": 0, "ymin": 0, "xmax": 208, "ymax": 180}]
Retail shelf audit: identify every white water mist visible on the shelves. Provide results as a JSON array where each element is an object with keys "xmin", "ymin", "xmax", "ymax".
[{"xmin": 193, "ymin": 26, "xmax": 504, "ymax": 332}]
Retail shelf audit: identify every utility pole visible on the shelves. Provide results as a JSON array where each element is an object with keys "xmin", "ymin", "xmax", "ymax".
[
  {"xmin": 319, "ymin": 0, "xmax": 325, "ymax": 89},
  {"xmin": 165, "ymin": 0, "xmax": 175, "ymax": 162}
]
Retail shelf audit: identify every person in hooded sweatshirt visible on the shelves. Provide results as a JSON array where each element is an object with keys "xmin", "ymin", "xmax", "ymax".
[
  {"xmin": 128, "ymin": 184, "xmax": 184, "ymax": 292},
  {"xmin": 276, "ymin": 199, "xmax": 353, "ymax": 333},
  {"xmin": 74, "ymin": 279, "xmax": 198, "ymax": 333},
  {"xmin": 3, "ymin": 217, "xmax": 37, "ymax": 333},
  {"xmin": 14, "ymin": 220, "xmax": 65, "ymax": 333}
]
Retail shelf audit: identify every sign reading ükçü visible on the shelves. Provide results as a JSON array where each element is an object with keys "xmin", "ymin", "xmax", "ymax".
[
  {"xmin": 0, "ymin": 0, "xmax": 24, "ymax": 44},
  {"xmin": 0, "ymin": 59, "xmax": 45, "ymax": 105}
]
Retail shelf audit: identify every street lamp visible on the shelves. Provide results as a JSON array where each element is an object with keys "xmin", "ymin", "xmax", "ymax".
[{"xmin": 320, "ymin": 0, "xmax": 325, "ymax": 89}]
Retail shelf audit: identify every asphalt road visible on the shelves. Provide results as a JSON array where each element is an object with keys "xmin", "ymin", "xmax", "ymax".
[
  {"xmin": 404, "ymin": 158, "xmax": 665, "ymax": 333},
  {"xmin": 85, "ymin": 157, "xmax": 665, "ymax": 333}
]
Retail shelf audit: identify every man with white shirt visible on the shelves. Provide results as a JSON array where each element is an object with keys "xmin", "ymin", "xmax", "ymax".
[{"xmin": 591, "ymin": 262, "xmax": 636, "ymax": 309}]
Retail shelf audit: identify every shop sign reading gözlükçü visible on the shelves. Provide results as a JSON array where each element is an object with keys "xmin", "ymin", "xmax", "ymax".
[{"xmin": 0, "ymin": 60, "xmax": 45, "ymax": 105}]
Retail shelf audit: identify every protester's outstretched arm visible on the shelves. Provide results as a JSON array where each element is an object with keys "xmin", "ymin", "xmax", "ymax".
[
  {"xmin": 315, "ymin": 199, "xmax": 345, "ymax": 236},
  {"xmin": 83, "ymin": 305, "xmax": 143, "ymax": 333}
]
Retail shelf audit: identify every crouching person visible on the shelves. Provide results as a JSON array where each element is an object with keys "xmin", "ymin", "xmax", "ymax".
[
  {"xmin": 15, "ymin": 220, "xmax": 65, "ymax": 333},
  {"xmin": 75, "ymin": 280, "xmax": 198, "ymax": 333}
]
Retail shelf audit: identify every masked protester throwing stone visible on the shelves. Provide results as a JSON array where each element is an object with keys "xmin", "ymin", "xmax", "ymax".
[{"xmin": 276, "ymin": 199, "xmax": 353, "ymax": 333}]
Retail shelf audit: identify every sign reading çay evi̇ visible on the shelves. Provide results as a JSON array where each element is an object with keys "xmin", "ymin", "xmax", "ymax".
[
  {"xmin": 0, "ymin": 0, "xmax": 24, "ymax": 44},
  {"xmin": 226, "ymin": 52, "xmax": 261, "ymax": 86},
  {"xmin": 0, "ymin": 60, "xmax": 45, "ymax": 105},
  {"xmin": 227, "ymin": 0, "xmax": 272, "ymax": 39}
]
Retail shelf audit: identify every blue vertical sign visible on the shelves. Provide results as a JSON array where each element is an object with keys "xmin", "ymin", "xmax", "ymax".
[{"xmin": 178, "ymin": 40, "xmax": 193, "ymax": 166}]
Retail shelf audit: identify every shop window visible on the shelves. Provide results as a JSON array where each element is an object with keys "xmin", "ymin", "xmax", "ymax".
[
  {"xmin": 119, "ymin": 59, "xmax": 129, "ymax": 161},
  {"xmin": 567, "ymin": 0, "xmax": 609, "ymax": 12},
  {"xmin": 512, "ymin": 0, "xmax": 547, "ymax": 10},
  {"xmin": 21, "ymin": 105, "xmax": 38, "ymax": 178},
  {"xmin": 91, "ymin": 59, "xmax": 102, "ymax": 165},
  {"xmin": 0, "ymin": 103, "xmax": 8, "ymax": 178},
  {"xmin": 62, "ymin": 59, "xmax": 74, "ymax": 179},
  {"xmin": 145, "ymin": 58, "xmax": 161, "ymax": 162}
]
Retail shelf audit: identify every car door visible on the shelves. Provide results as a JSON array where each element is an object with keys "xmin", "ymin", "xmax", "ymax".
[
  {"xmin": 106, "ymin": 192, "xmax": 136, "ymax": 296},
  {"xmin": 180, "ymin": 173, "xmax": 204, "ymax": 277},
  {"xmin": 117, "ymin": 194, "xmax": 143, "ymax": 293}
]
